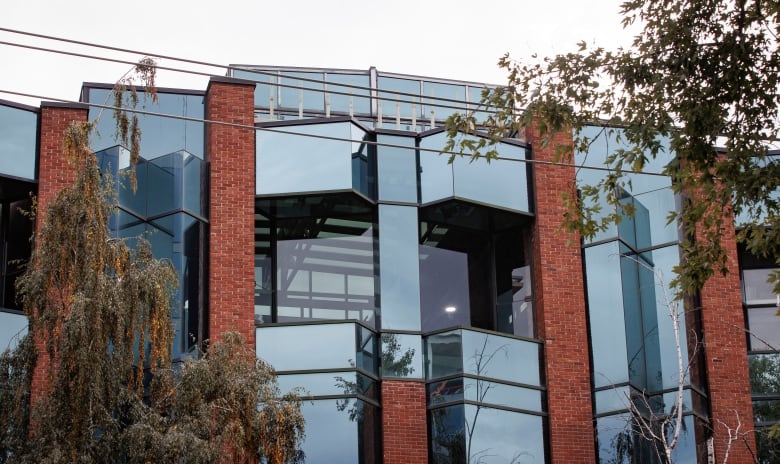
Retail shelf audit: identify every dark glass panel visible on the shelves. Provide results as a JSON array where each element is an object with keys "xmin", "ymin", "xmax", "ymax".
[
  {"xmin": 0, "ymin": 311, "xmax": 27, "ymax": 352},
  {"xmin": 749, "ymin": 353, "xmax": 780, "ymax": 394},
  {"xmin": 256, "ymin": 323, "xmax": 370, "ymax": 372},
  {"xmin": 88, "ymin": 88, "xmax": 205, "ymax": 159},
  {"xmin": 376, "ymin": 134, "xmax": 417, "ymax": 203},
  {"xmin": 377, "ymin": 76, "xmax": 420, "ymax": 120},
  {"xmin": 756, "ymin": 427, "xmax": 780, "ymax": 463},
  {"xmin": 146, "ymin": 150, "xmax": 205, "ymax": 218},
  {"xmin": 426, "ymin": 330, "xmax": 464, "ymax": 380},
  {"xmin": 0, "ymin": 104, "xmax": 37, "ymax": 180},
  {"xmin": 326, "ymin": 73, "xmax": 371, "ymax": 115},
  {"xmin": 356, "ymin": 325, "xmax": 379, "ymax": 374},
  {"xmin": 419, "ymin": 243, "xmax": 471, "ymax": 331},
  {"xmin": 429, "ymin": 405, "xmax": 545, "ymax": 464},
  {"xmin": 4, "ymin": 198, "xmax": 32, "ymax": 310},
  {"xmin": 256, "ymin": 122, "xmax": 370, "ymax": 197},
  {"xmin": 254, "ymin": 211, "xmax": 272, "ymax": 324},
  {"xmin": 378, "ymin": 205, "xmax": 421, "ymax": 331},
  {"xmin": 422, "ymin": 81, "xmax": 466, "ymax": 121},
  {"xmin": 298, "ymin": 399, "xmax": 380, "ymax": 464},
  {"xmin": 381, "ymin": 333, "xmax": 422, "ymax": 379},
  {"xmin": 428, "ymin": 377, "xmax": 543, "ymax": 412}
]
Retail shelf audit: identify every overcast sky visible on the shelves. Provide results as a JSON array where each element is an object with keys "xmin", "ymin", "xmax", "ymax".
[{"xmin": 1, "ymin": 0, "xmax": 635, "ymax": 106}]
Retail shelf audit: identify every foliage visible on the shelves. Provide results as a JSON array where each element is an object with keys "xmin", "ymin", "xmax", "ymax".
[
  {"xmin": 446, "ymin": 0, "xmax": 780, "ymax": 296},
  {"xmin": 0, "ymin": 59, "xmax": 304, "ymax": 463}
]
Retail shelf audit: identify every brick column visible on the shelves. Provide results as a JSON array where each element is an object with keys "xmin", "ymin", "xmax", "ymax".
[
  {"xmin": 31, "ymin": 102, "xmax": 89, "ymax": 404},
  {"xmin": 526, "ymin": 126, "xmax": 597, "ymax": 462},
  {"xmin": 382, "ymin": 380, "xmax": 428, "ymax": 464},
  {"xmin": 205, "ymin": 77, "xmax": 256, "ymax": 346},
  {"xmin": 699, "ymin": 226, "xmax": 757, "ymax": 460}
]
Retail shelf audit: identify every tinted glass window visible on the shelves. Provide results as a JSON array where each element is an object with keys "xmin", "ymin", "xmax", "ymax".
[
  {"xmin": 428, "ymin": 377, "xmax": 543, "ymax": 412},
  {"xmin": 0, "ymin": 311, "xmax": 27, "ymax": 352},
  {"xmin": 376, "ymin": 134, "xmax": 417, "ymax": 203},
  {"xmin": 378, "ymin": 205, "xmax": 421, "ymax": 331},
  {"xmin": 299, "ymin": 399, "xmax": 380, "ymax": 464},
  {"xmin": 381, "ymin": 333, "xmax": 422, "ymax": 379},
  {"xmin": 0, "ymin": 104, "xmax": 37, "ymax": 180}
]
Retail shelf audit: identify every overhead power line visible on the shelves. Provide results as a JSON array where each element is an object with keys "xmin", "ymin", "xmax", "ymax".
[
  {"xmin": 0, "ymin": 87, "xmax": 670, "ymax": 178},
  {"xmin": 0, "ymin": 27, "xmax": 503, "ymax": 114}
]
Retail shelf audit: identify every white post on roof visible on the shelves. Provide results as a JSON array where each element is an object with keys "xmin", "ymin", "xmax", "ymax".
[
  {"xmin": 430, "ymin": 109, "xmax": 435, "ymax": 129},
  {"xmin": 378, "ymin": 102, "xmax": 383, "ymax": 128},
  {"xmin": 395, "ymin": 102, "xmax": 401, "ymax": 130},
  {"xmin": 298, "ymin": 82, "xmax": 303, "ymax": 119},
  {"xmin": 349, "ymin": 96, "xmax": 354, "ymax": 118},
  {"xmin": 326, "ymin": 93, "xmax": 331, "ymax": 118},
  {"xmin": 412, "ymin": 104, "xmax": 417, "ymax": 131},
  {"xmin": 269, "ymin": 96, "xmax": 275, "ymax": 119}
]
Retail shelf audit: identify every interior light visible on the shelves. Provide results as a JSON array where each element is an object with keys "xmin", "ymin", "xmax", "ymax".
[{"xmin": 445, "ymin": 306, "xmax": 457, "ymax": 313}]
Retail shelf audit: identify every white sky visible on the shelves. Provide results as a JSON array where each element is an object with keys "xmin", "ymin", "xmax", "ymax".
[{"xmin": 1, "ymin": 0, "xmax": 634, "ymax": 107}]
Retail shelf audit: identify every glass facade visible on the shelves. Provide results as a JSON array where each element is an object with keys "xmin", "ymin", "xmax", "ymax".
[
  {"xmin": 85, "ymin": 86, "xmax": 207, "ymax": 359},
  {"xmin": 0, "ymin": 101, "xmax": 37, "ymax": 351},
  {"xmin": 578, "ymin": 126, "xmax": 704, "ymax": 463},
  {"xmin": 252, "ymin": 73, "xmax": 537, "ymax": 461}
]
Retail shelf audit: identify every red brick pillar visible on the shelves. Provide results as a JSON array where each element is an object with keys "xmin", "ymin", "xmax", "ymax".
[
  {"xmin": 205, "ymin": 77, "xmax": 256, "ymax": 346},
  {"xmin": 699, "ymin": 226, "xmax": 757, "ymax": 460},
  {"xmin": 31, "ymin": 101, "xmax": 89, "ymax": 404},
  {"xmin": 526, "ymin": 126, "xmax": 597, "ymax": 462},
  {"xmin": 382, "ymin": 380, "xmax": 428, "ymax": 464}
]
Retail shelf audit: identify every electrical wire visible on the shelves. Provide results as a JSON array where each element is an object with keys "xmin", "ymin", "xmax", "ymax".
[
  {"xmin": 0, "ymin": 87, "xmax": 670, "ymax": 177},
  {"xmin": 0, "ymin": 27, "xmax": 502, "ymax": 114}
]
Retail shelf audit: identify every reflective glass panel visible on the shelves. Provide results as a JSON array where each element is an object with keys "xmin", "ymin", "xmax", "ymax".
[
  {"xmin": 754, "ymin": 399, "xmax": 780, "ymax": 423},
  {"xmin": 277, "ymin": 371, "xmax": 377, "ymax": 399},
  {"xmin": 298, "ymin": 399, "xmax": 380, "ymax": 464},
  {"xmin": 381, "ymin": 333, "xmax": 422, "ymax": 379},
  {"xmin": 426, "ymin": 330, "xmax": 464, "ymax": 379},
  {"xmin": 461, "ymin": 330, "xmax": 540, "ymax": 386},
  {"xmin": 744, "ymin": 268, "xmax": 778, "ymax": 305},
  {"xmin": 747, "ymin": 307, "xmax": 780, "ymax": 351},
  {"xmin": 0, "ymin": 104, "xmax": 37, "ymax": 180},
  {"xmin": 280, "ymin": 71, "xmax": 324, "ymax": 112},
  {"xmin": 422, "ymin": 81, "xmax": 466, "ymax": 121},
  {"xmin": 428, "ymin": 377, "xmax": 543, "ymax": 412},
  {"xmin": 88, "ymin": 89, "xmax": 205, "ymax": 159},
  {"xmin": 256, "ymin": 122, "xmax": 369, "ymax": 196},
  {"xmin": 147, "ymin": 151, "xmax": 205, "ymax": 217},
  {"xmin": 376, "ymin": 134, "xmax": 417, "ymax": 203},
  {"xmin": 594, "ymin": 386, "xmax": 632, "ymax": 414},
  {"xmin": 256, "ymin": 323, "xmax": 362, "ymax": 371},
  {"xmin": 429, "ymin": 405, "xmax": 545, "ymax": 464},
  {"xmin": 749, "ymin": 353, "xmax": 780, "ymax": 394},
  {"xmin": 327, "ymin": 73, "xmax": 371, "ymax": 115},
  {"xmin": 596, "ymin": 414, "xmax": 633, "ymax": 464},
  {"xmin": 0, "ymin": 311, "xmax": 27, "ymax": 352},
  {"xmin": 378, "ymin": 205, "xmax": 421, "ymax": 331},
  {"xmin": 232, "ymin": 69, "xmax": 277, "ymax": 109},
  {"xmin": 586, "ymin": 242, "xmax": 630, "ymax": 388},
  {"xmin": 377, "ymin": 76, "xmax": 420, "ymax": 120},
  {"xmin": 254, "ymin": 212, "xmax": 272, "ymax": 324}
]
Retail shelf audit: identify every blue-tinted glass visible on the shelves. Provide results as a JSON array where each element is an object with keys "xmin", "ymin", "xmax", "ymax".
[
  {"xmin": 594, "ymin": 386, "xmax": 632, "ymax": 414},
  {"xmin": 596, "ymin": 414, "xmax": 633, "ymax": 464},
  {"xmin": 0, "ymin": 311, "xmax": 27, "ymax": 352},
  {"xmin": 145, "ymin": 151, "xmax": 205, "ymax": 217},
  {"xmin": 88, "ymin": 89, "xmax": 205, "ymax": 159},
  {"xmin": 0, "ymin": 104, "xmax": 37, "ymax": 180},
  {"xmin": 232, "ymin": 69, "xmax": 277, "ymax": 109},
  {"xmin": 749, "ymin": 353, "xmax": 780, "ymax": 394},
  {"xmin": 327, "ymin": 73, "xmax": 371, "ymax": 115},
  {"xmin": 461, "ymin": 330, "xmax": 540, "ymax": 386},
  {"xmin": 423, "ymin": 81, "xmax": 466, "ymax": 121},
  {"xmin": 279, "ymin": 71, "xmax": 324, "ymax": 112},
  {"xmin": 426, "ymin": 330, "xmax": 464, "ymax": 379},
  {"xmin": 378, "ymin": 205, "xmax": 421, "ymax": 331},
  {"xmin": 277, "ymin": 372, "xmax": 377, "ymax": 398},
  {"xmin": 376, "ymin": 134, "xmax": 417, "ymax": 203},
  {"xmin": 357, "ymin": 325, "xmax": 379, "ymax": 374},
  {"xmin": 377, "ymin": 76, "xmax": 420, "ymax": 120},
  {"xmin": 669, "ymin": 416, "xmax": 698, "ymax": 463},
  {"xmin": 428, "ymin": 377, "xmax": 543, "ymax": 412},
  {"xmin": 298, "ymin": 399, "xmax": 379, "ymax": 464},
  {"xmin": 381, "ymin": 333, "xmax": 422, "ymax": 379},
  {"xmin": 430, "ymin": 405, "xmax": 545, "ymax": 464},
  {"xmin": 256, "ymin": 323, "xmax": 361, "ymax": 371},
  {"xmin": 256, "ymin": 122, "xmax": 369, "ymax": 195},
  {"xmin": 619, "ymin": 247, "xmax": 648, "ymax": 389},
  {"xmin": 419, "ymin": 132, "xmax": 530, "ymax": 212},
  {"xmin": 586, "ymin": 242, "xmax": 630, "ymax": 387}
]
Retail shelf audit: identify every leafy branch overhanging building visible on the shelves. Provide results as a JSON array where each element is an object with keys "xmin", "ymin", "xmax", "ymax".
[{"xmin": 0, "ymin": 65, "xmax": 777, "ymax": 463}]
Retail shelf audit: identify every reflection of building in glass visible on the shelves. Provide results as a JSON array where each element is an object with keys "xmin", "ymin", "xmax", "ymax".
[{"xmin": 0, "ymin": 66, "xmax": 771, "ymax": 463}]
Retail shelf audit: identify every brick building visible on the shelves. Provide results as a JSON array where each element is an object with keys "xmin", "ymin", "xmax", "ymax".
[{"xmin": 0, "ymin": 66, "xmax": 777, "ymax": 463}]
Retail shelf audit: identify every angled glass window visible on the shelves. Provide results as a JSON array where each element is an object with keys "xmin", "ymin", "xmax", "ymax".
[
  {"xmin": 256, "ymin": 121, "xmax": 371, "ymax": 198},
  {"xmin": 419, "ymin": 131, "xmax": 530, "ymax": 213},
  {"xmin": 0, "ymin": 102, "xmax": 37, "ymax": 180},
  {"xmin": 376, "ymin": 134, "xmax": 418, "ymax": 203}
]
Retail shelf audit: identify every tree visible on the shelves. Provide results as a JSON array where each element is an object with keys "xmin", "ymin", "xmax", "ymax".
[
  {"xmin": 446, "ymin": 0, "xmax": 780, "ymax": 296},
  {"xmin": 0, "ymin": 60, "xmax": 304, "ymax": 464}
]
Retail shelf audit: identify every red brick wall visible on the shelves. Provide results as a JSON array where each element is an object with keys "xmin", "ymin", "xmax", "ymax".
[
  {"xmin": 31, "ymin": 102, "xmax": 89, "ymax": 404},
  {"xmin": 204, "ymin": 78, "xmax": 256, "ymax": 347},
  {"xmin": 526, "ymin": 126, "xmax": 597, "ymax": 462},
  {"xmin": 699, "ymin": 224, "xmax": 757, "ymax": 460},
  {"xmin": 382, "ymin": 380, "xmax": 428, "ymax": 464}
]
